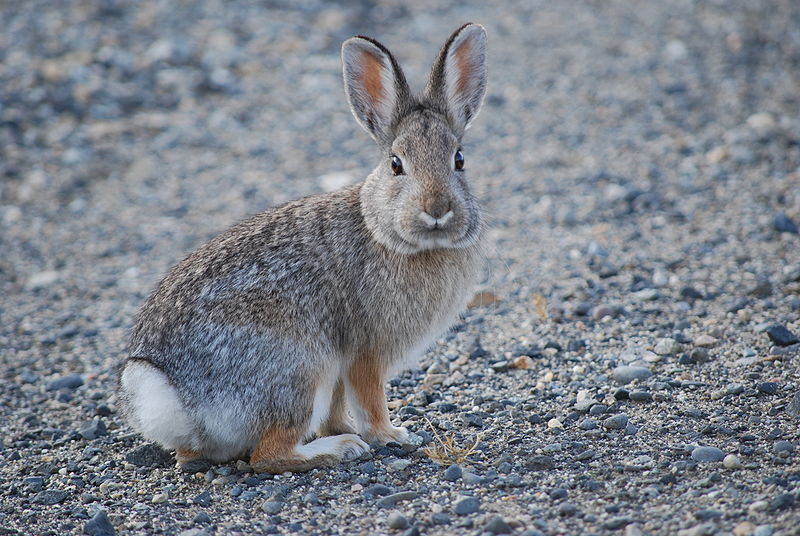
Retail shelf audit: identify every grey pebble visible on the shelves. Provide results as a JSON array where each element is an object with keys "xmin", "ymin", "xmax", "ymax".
[
  {"xmin": 84, "ymin": 509, "xmax": 115, "ymax": 536},
  {"xmin": 462, "ymin": 471, "xmax": 484, "ymax": 484},
  {"xmin": 766, "ymin": 324, "xmax": 798, "ymax": 346},
  {"xmin": 691, "ymin": 446, "xmax": 725, "ymax": 462},
  {"xmin": 773, "ymin": 440, "xmax": 794, "ymax": 454},
  {"xmin": 603, "ymin": 414, "xmax": 629, "ymax": 430},
  {"xmin": 431, "ymin": 513, "xmax": 450, "ymax": 525},
  {"xmin": 80, "ymin": 418, "xmax": 108, "ymax": 440},
  {"xmin": 774, "ymin": 212, "xmax": 799, "ymax": 234},
  {"xmin": 484, "ymin": 515, "xmax": 512, "ymax": 534},
  {"xmin": 180, "ymin": 459, "xmax": 212, "ymax": 473},
  {"xmin": 612, "ymin": 365, "xmax": 652, "ymax": 385},
  {"xmin": 578, "ymin": 418, "xmax": 598, "ymax": 430},
  {"xmin": 46, "ymin": 373, "xmax": 84, "ymax": 391},
  {"xmin": 193, "ymin": 491, "xmax": 212, "ymax": 507},
  {"xmin": 260, "ymin": 500, "xmax": 282, "ymax": 515},
  {"xmin": 769, "ymin": 493, "xmax": 794, "ymax": 511},
  {"xmin": 364, "ymin": 484, "xmax": 393, "ymax": 497},
  {"xmin": 629, "ymin": 390, "xmax": 652, "ymax": 402},
  {"xmin": 787, "ymin": 391, "xmax": 800, "ymax": 417},
  {"xmin": 453, "ymin": 496, "xmax": 480, "ymax": 515},
  {"xmin": 31, "ymin": 489, "xmax": 68, "ymax": 505},
  {"xmin": 23, "ymin": 476, "xmax": 44, "ymax": 493},
  {"xmin": 193, "ymin": 512, "xmax": 212, "ymax": 524},
  {"xmin": 387, "ymin": 511, "xmax": 409, "ymax": 530},
  {"xmin": 443, "ymin": 464, "xmax": 462, "ymax": 481},
  {"xmin": 377, "ymin": 491, "xmax": 417, "ymax": 509},
  {"xmin": 125, "ymin": 443, "xmax": 174, "ymax": 468}
]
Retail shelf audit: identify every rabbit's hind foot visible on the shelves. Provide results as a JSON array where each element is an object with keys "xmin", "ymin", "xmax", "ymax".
[{"xmin": 250, "ymin": 427, "xmax": 369, "ymax": 474}]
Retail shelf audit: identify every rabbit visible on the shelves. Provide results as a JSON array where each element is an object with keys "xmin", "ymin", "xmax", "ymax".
[{"xmin": 118, "ymin": 22, "xmax": 488, "ymax": 473}]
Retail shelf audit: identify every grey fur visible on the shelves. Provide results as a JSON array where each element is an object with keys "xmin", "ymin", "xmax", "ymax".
[{"xmin": 119, "ymin": 23, "xmax": 489, "ymax": 466}]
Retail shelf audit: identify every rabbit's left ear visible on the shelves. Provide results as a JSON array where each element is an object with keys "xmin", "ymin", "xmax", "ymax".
[
  {"xmin": 425, "ymin": 23, "xmax": 488, "ymax": 134},
  {"xmin": 342, "ymin": 36, "xmax": 411, "ymax": 144}
]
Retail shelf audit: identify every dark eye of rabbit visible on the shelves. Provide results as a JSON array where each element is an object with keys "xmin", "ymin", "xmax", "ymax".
[
  {"xmin": 391, "ymin": 155, "xmax": 404, "ymax": 175},
  {"xmin": 454, "ymin": 149, "xmax": 465, "ymax": 171}
]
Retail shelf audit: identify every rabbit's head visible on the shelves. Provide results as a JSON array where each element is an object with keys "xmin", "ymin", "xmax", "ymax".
[{"xmin": 342, "ymin": 23, "xmax": 487, "ymax": 254}]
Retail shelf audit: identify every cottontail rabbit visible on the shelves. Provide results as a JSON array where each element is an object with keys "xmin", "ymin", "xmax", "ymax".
[{"xmin": 119, "ymin": 23, "xmax": 488, "ymax": 473}]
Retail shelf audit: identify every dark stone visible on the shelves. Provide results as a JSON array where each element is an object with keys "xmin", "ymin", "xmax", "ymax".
[
  {"xmin": 443, "ymin": 464, "xmax": 462, "ymax": 482},
  {"xmin": 468, "ymin": 337, "xmax": 488, "ymax": 359},
  {"xmin": 758, "ymin": 382, "xmax": 779, "ymax": 395},
  {"xmin": 180, "ymin": 459, "xmax": 212, "ymax": 473},
  {"xmin": 193, "ymin": 491, "xmax": 212, "ymax": 507},
  {"xmin": 80, "ymin": 418, "xmax": 108, "ymax": 440},
  {"xmin": 787, "ymin": 392, "xmax": 800, "ymax": 418},
  {"xmin": 680, "ymin": 287, "xmax": 704, "ymax": 300},
  {"xmin": 431, "ymin": 513, "xmax": 451, "ymax": 525},
  {"xmin": 84, "ymin": 509, "xmax": 115, "ymax": 536},
  {"xmin": 31, "ymin": 489, "xmax": 69, "ymax": 505},
  {"xmin": 603, "ymin": 517, "xmax": 634, "ymax": 529},
  {"xmin": 484, "ymin": 515, "xmax": 512, "ymax": 534},
  {"xmin": 558, "ymin": 503, "xmax": 578, "ymax": 517},
  {"xmin": 464, "ymin": 413, "xmax": 484, "ymax": 428},
  {"xmin": 46, "ymin": 373, "xmax": 84, "ymax": 391},
  {"xmin": 769, "ymin": 493, "xmax": 795, "ymax": 511},
  {"xmin": 767, "ymin": 325, "xmax": 799, "ymax": 346},
  {"xmin": 125, "ymin": 444, "xmax": 174, "ymax": 468},
  {"xmin": 23, "ymin": 476, "xmax": 44, "ymax": 493},
  {"xmin": 525, "ymin": 455, "xmax": 555, "ymax": 470},
  {"xmin": 376, "ymin": 491, "xmax": 417, "ymax": 508},
  {"xmin": 453, "ymin": 496, "xmax": 480, "ymax": 515},
  {"xmin": 694, "ymin": 509, "xmax": 722, "ymax": 520},
  {"xmin": 364, "ymin": 484, "xmax": 392, "ymax": 497},
  {"xmin": 774, "ymin": 213, "xmax": 799, "ymax": 234}
]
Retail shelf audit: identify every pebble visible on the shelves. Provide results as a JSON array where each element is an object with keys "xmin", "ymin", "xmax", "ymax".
[
  {"xmin": 386, "ymin": 459, "xmax": 412, "ymax": 472},
  {"xmin": 693, "ymin": 334, "xmax": 717, "ymax": 347},
  {"xmin": 603, "ymin": 414, "xmax": 629, "ymax": 430},
  {"xmin": 612, "ymin": 365, "xmax": 652, "ymax": 384},
  {"xmin": 31, "ymin": 489, "xmax": 69, "ymax": 505},
  {"xmin": 23, "ymin": 476, "xmax": 44, "ymax": 493},
  {"xmin": 387, "ymin": 511, "xmax": 409, "ymax": 530},
  {"xmin": 260, "ymin": 500, "xmax": 283, "ymax": 514},
  {"xmin": 151, "ymin": 493, "xmax": 168, "ymax": 504},
  {"xmin": 180, "ymin": 459, "xmax": 212, "ymax": 473},
  {"xmin": 443, "ymin": 464, "xmax": 462, "ymax": 482},
  {"xmin": 787, "ymin": 391, "xmax": 800, "ymax": 417},
  {"xmin": 193, "ymin": 512, "xmax": 212, "ymax": 524},
  {"xmin": 377, "ymin": 491, "xmax": 417, "ymax": 509},
  {"xmin": 769, "ymin": 493, "xmax": 794, "ymax": 511},
  {"xmin": 654, "ymin": 338, "xmax": 681, "ymax": 355},
  {"xmin": 773, "ymin": 440, "xmax": 794, "ymax": 454},
  {"xmin": 125, "ymin": 443, "xmax": 174, "ymax": 468},
  {"xmin": 629, "ymin": 390, "xmax": 652, "ymax": 402},
  {"xmin": 766, "ymin": 325, "xmax": 798, "ymax": 346},
  {"xmin": 774, "ymin": 213, "xmax": 799, "ymax": 234},
  {"xmin": 754, "ymin": 526, "xmax": 774, "ymax": 536},
  {"xmin": 579, "ymin": 418, "xmax": 598, "ymax": 430},
  {"xmin": 84, "ymin": 509, "xmax": 115, "ymax": 536},
  {"xmin": 80, "ymin": 418, "xmax": 108, "ymax": 440},
  {"xmin": 723, "ymin": 454, "xmax": 742, "ymax": 469},
  {"xmin": 547, "ymin": 418, "xmax": 563, "ymax": 429},
  {"xmin": 691, "ymin": 446, "xmax": 725, "ymax": 462},
  {"xmin": 484, "ymin": 515, "xmax": 512, "ymax": 534},
  {"xmin": 193, "ymin": 491, "xmax": 212, "ymax": 507},
  {"xmin": 46, "ymin": 373, "xmax": 84, "ymax": 391},
  {"xmin": 757, "ymin": 382, "xmax": 778, "ymax": 395},
  {"xmin": 733, "ymin": 521, "xmax": 756, "ymax": 536},
  {"xmin": 453, "ymin": 496, "xmax": 480, "ymax": 515}
]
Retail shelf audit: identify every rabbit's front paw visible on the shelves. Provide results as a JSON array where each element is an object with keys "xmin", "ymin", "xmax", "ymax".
[{"xmin": 363, "ymin": 425, "xmax": 409, "ymax": 446}]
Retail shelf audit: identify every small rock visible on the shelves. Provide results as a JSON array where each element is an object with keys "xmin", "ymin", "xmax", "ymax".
[
  {"xmin": 754, "ymin": 526, "xmax": 774, "ymax": 536},
  {"xmin": 484, "ymin": 515, "xmax": 512, "ymax": 534},
  {"xmin": 774, "ymin": 213, "xmax": 799, "ymax": 234},
  {"xmin": 733, "ymin": 521, "xmax": 756, "ymax": 536},
  {"xmin": 689, "ymin": 348, "xmax": 710, "ymax": 364},
  {"xmin": 193, "ymin": 512, "xmax": 211, "ymax": 524},
  {"xmin": 766, "ymin": 325, "xmax": 798, "ymax": 346},
  {"xmin": 525, "ymin": 455, "xmax": 555, "ymax": 470},
  {"xmin": 603, "ymin": 414, "xmax": 629, "ymax": 430},
  {"xmin": 694, "ymin": 509, "xmax": 722, "ymax": 521},
  {"xmin": 629, "ymin": 391, "xmax": 652, "ymax": 402},
  {"xmin": 612, "ymin": 365, "xmax": 652, "ymax": 385},
  {"xmin": 592, "ymin": 304, "xmax": 617, "ymax": 320},
  {"xmin": 769, "ymin": 493, "xmax": 794, "ymax": 511},
  {"xmin": 386, "ymin": 459, "xmax": 412, "ymax": 472},
  {"xmin": 193, "ymin": 491, "xmax": 212, "ymax": 507},
  {"xmin": 678, "ymin": 523, "xmax": 717, "ymax": 536},
  {"xmin": 512, "ymin": 355, "xmax": 534, "ymax": 369},
  {"xmin": 23, "ymin": 476, "xmax": 44, "ymax": 493},
  {"xmin": 80, "ymin": 418, "xmax": 108, "ymax": 440},
  {"xmin": 578, "ymin": 418, "xmax": 598, "ymax": 430},
  {"xmin": 773, "ymin": 440, "xmax": 794, "ymax": 454},
  {"xmin": 691, "ymin": 446, "xmax": 725, "ymax": 463},
  {"xmin": 558, "ymin": 503, "xmax": 578, "ymax": 517},
  {"xmin": 787, "ymin": 392, "xmax": 800, "ymax": 417},
  {"xmin": 83, "ymin": 509, "xmax": 115, "ymax": 536},
  {"xmin": 723, "ymin": 454, "xmax": 742, "ymax": 469},
  {"xmin": 151, "ymin": 493, "xmax": 168, "ymax": 504},
  {"xmin": 377, "ymin": 491, "xmax": 417, "ymax": 509},
  {"xmin": 547, "ymin": 418, "xmax": 563, "ymax": 429},
  {"xmin": 125, "ymin": 444, "xmax": 174, "ymax": 468},
  {"xmin": 694, "ymin": 335, "xmax": 717, "ymax": 347},
  {"xmin": 31, "ymin": 489, "xmax": 69, "ymax": 505},
  {"xmin": 260, "ymin": 500, "xmax": 282, "ymax": 515},
  {"xmin": 387, "ymin": 511, "xmax": 409, "ymax": 530},
  {"xmin": 654, "ymin": 338, "xmax": 681, "ymax": 356},
  {"xmin": 180, "ymin": 459, "xmax": 212, "ymax": 473},
  {"xmin": 758, "ymin": 382, "xmax": 778, "ymax": 395},
  {"xmin": 453, "ymin": 496, "xmax": 480, "ymax": 515},
  {"xmin": 443, "ymin": 464, "xmax": 462, "ymax": 482},
  {"xmin": 27, "ymin": 270, "xmax": 60, "ymax": 290},
  {"xmin": 46, "ymin": 373, "xmax": 84, "ymax": 391}
]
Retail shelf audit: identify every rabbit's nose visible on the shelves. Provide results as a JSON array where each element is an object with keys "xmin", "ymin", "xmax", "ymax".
[
  {"xmin": 423, "ymin": 198, "xmax": 451, "ymax": 220},
  {"xmin": 419, "ymin": 209, "xmax": 454, "ymax": 229}
]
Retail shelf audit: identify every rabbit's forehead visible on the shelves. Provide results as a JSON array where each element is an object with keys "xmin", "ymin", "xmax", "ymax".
[{"xmin": 392, "ymin": 112, "xmax": 458, "ymax": 158}]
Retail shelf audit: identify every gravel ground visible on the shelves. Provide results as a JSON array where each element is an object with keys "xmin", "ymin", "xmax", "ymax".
[{"xmin": 2, "ymin": 1, "xmax": 800, "ymax": 535}]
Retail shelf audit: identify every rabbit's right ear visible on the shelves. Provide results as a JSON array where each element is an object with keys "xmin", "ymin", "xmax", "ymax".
[{"xmin": 342, "ymin": 36, "xmax": 410, "ymax": 144}]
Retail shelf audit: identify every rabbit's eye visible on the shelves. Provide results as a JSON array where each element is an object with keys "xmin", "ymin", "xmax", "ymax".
[
  {"xmin": 391, "ymin": 155, "xmax": 404, "ymax": 175},
  {"xmin": 454, "ymin": 150, "xmax": 465, "ymax": 171}
]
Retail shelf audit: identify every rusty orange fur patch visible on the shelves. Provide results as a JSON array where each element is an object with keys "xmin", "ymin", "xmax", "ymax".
[
  {"xmin": 175, "ymin": 448, "xmax": 202, "ymax": 463},
  {"xmin": 348, "ymin": 353, "xmax": 391, "ymax": 434},
  {"xmin": 250, "ymin": 426, "xmax": 302, "ymax": 465}
]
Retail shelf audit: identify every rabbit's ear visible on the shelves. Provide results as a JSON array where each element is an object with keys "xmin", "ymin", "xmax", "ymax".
[
  {"xmin": 425, "ymin": 23, "xmax": 487, "ymax": 133},
  {"xmin": 342, "ymin": 36, "xmax": 410, "ymax": 143}
]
